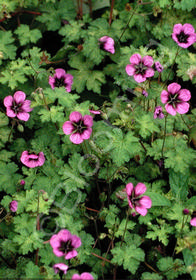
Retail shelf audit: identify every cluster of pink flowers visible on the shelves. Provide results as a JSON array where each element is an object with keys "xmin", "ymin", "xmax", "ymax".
[{"xmin": 50, "ymin": 229, "xmax": 93, "ymax": 278}]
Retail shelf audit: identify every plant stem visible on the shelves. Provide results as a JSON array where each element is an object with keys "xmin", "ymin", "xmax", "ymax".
[
  {"xmin": 109, "ymin": 0, "xmax": 115, "ymax": 25},
  {"xmin": 120, "ymin": 210, "xmax": 129, "ymax": 246},
  {"xmin": 91, "ymin": 252, "xmax": 111, "ymax": 263},
  {"xmin": 35, "ymin": 191, "xmax": 40, "ymax": 265},
  {"xmin": 161, "ymin": 113, "xmax": 168, "ymax": 158}
]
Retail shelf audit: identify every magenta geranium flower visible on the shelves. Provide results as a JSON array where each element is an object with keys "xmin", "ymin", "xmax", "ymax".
[
  {"xmin": 126, "ymin": 53, "xmax": 154, "ymax": 83},
  {"xmin": 154, "ymin": 106, "xmax": 164, "ymax": 119},
  {"xmin": 20, "ymin": 151, "xmax": 45, "ymax": 168},
  {"xmin": 172, "ymin": 23, "xmax": 196, "ymax": 48},
  {"xmin": 99, "ymin": 36, "xmax": 115, "ymax": 54},
  {"xmin": 3, "ymin": 91, "xmax": 33, "ymax": 121},
  {"xmin": 50, "ymin": 229, "xmax": 81, "ymax": 260},
  {"xmin": 53, "ymin": 263, "xmax": 68, "ymax": 274},
  {"xmin": 9, "ymin": 200, "xmax": 18, "ymax": 212},
  {"xmin": 71, "ymin": 272, "xmax": 94, "ymax": 280},
  {"xmin": 161, "ymin": 83, "xmax": 191, "ymax": 116},
  {"xmin": 126, "ymin": 182, "xmax": 152, "ymax": 216},
  {"xmin": 49, "ymin": 68, "xmax": 73, "ymax": 92},
  {"xmin": 155, "ymin": 61, "xmax": 163, "ymax": 73},
  {"xmin": 62, "ymin": 111, "xmax": 93, "ymax": 144}
]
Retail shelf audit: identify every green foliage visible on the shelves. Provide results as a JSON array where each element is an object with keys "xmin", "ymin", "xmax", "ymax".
[
  {"xmin": 14, "ymin": 24, "xmax": 42, "ymax": 46},
  {"xmin": 157, "ymin": 257, "xmax": 186, "ymax": 279}
]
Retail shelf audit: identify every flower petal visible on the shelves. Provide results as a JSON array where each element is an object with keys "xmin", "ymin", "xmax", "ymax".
[
  {"xmin": 53, "ymin": 248, "xmax": 65, "ymax": 257},
  {"xmin": 53, "ymin": 263, "xmax": 68, "ymax": 274},
  {"xmin": 6, "ymin": 108, "xmax": 16, "ymax": 118},
  {"xmin": 161, "ymin": 90, "xmax": 169, "ymax": 104},
  {"xmin": 176, "ymin": 102, "xmax": 190, "ymax": 114},
  {"xmin": 135, "ymin": 205, "xmax": 148, "ymax": 216},
  {"xmin": 13, "ymin": 91, "xmax": 26, "ymax": 104},
  {"xmin": 80, "ymin": 273, "xmax": 94, "ymax": 280},
  {"xmin": 183, "ymin": 23, "xmax": 195, "ymax": 35},
  {"xmin": 173, "ymin": 23, "xmax": 183, "ymax": 34},
  {"xmin": 167, "ymin": 83, "xmax": 181, "ymax": 94},
  {"xmin": 17, "ymin": 112, "xmax": 30, "ymax": 122},
  {"xmin": 21, "ymin": 100, "xmax": 33, "ymax": 112},
  {"xmin": 55, "ymin": 68, "xmax": 66, "ymax": 79},
  {"xmin": 71, "ymin": 235, "xmax": 82, "ymax": 248},
  {"xmin": 70, "ymin": 132, "xmax": 83, "ymax": 144},
  {"xmin": 178, "ymin": 89, "xmax": 191, "ymax": 101},
  {"xmin": 62, "ymin": 121, "xmax": 75, "ymax": 135},
  {"xmin": 37, "ymin": 152, "xmax": 45, "ymax": 166},
  {"xmin": 134, "ymin": 74, "xmax": 146, "ymax": 83},
  {"xmin": 145, "ymin": 68, "xmax": 155, "ymax": 78},
  {"xmin": 83, "ymin": 115, "xmax": 93, "ymax": 127},
  {"xmin": 65, "ymin": 250, "xmax": 78, "ymax": 260},
  {"xmin": 69, "ymin": 111, "xmax": 82, "ymax": 123},
  {"xmin": 134, "ymin": 183, "xmax": 147, "ymax": 196},
  {"xmin": 81, "ymin": 128, "xmax": 92, "ymax": 140},
  {"xmin": 71, "ymin": 274, "xmax": 81, "ymax": 280},
  {"xmin": 65, "ymin": 74, "xmax": 73, "ymax": 92},
  {"xmin": 165, "ymin": 104, "xmax": 176, "ymax": 116},
  {"xmin": 49, "ymin": 76, "xmax": 55, "ymax": 89},
  {"xmin": 142, "ymin": 55, "xmax": 154, "ymax": 67},
  {"xmin": 130, "ymin": 53, "xmax": 141, "ymax": 64},
  {"xmin": 125, "ymin": 64, "xmax": 135, "ymax": 76},
  {"xmin": 190, "ymin": 217, "xmax": 196, "ymax": 227},
  {"xmin": 126, "ymin": 183, "xmax": 134, "ymax": 196},
  {"xmin": 139, "ymin": 196, "xmax": 152, "ymax": 209},
  {"xmin": 4, "ymin": 95, "xmax": 13, "ymax": 108}
]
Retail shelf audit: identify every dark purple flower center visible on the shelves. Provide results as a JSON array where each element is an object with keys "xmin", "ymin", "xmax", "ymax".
[
  {"xmin": 129, "ymin": 191, "xmax": 141, "ymax": 207},
  {"xmin": 54, "ymin": 77, "xmax": 66, "ymax": 88},
  {"xmin": 176, "ymin": 31, "xmax": 189, "ymax": 43},
  {"xmin": 168, "ymin": 93, "xmax": 180, "ymax": 107},
  {"xmin": 99, "ymin": 42, "xmax": 106, "ymax": 51},
  {"xmin": 74, "ymin": 120, "xmax": 87, "ymax": 134},
  {"xmin": 12, "ymin": 101, "xmax": 22, "ymax": 114},
  {"xmin": 134, "ymin": 62, "xmax": 147, "ymax": 75},
  {"xmin": 58, "ymin": 239, "xmax": 74, "ymax": 254}
]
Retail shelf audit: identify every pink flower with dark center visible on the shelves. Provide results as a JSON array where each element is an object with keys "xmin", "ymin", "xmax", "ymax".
[
  {"xmin": 161, "ymin": 83, "xmax": 191, "ymax": 116},
  {"xmin": 126, "ymin": 182, "xmax": 152, "ymax": 216},
  {"xmin": 49, "ymin": 68, "xmax": 73, "ymax": 92},
  {"xmin": 3, "ymin": 91, "xmax": 33, "ymax": 121},
  {"xmin": 9, "ymin": 200, "xmax": 18, "ymax": 212},
  {"xmin": 126, "ymin": 53, "xmax": 154, "ymax": 83},
  {"xmin": 53, "ymin": 263, "xmax": 68, "ymax": 274},
  {"xmin": 155, "ymin": 61, "xmax": 163, "ymax": 73},
  {"xmin": 154, "ymin": 106, "xmax": 164, "ymax": 119},
  {"xmin": 99, "ymin": 36, "xmax": 115, "ymax": 54},
  {"xmin": 71, "ymin": 272, "xmax": 94, "ymax": 280},
  {"xmin": 50, "ymin": 229, "xmax": 81, "ymax": 260},
  {"xmin": 172, "ymin": 23, "xmax": 196, "ymax": 48},
  {"xmin": 62, "ymin": 111, "xmax": 93, "ymax": 144},
  {"xmin": 20, "ymin": 151, "xmax": 45, "ymax": 168}
]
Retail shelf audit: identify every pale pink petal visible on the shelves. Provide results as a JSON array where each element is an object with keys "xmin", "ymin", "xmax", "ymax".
[
  {"xmin": 65, "ymin": 250, "xmax": 78, "ymax": 260},
  {"xmin": 187, "ymin": 34, "xmax": 196, "ymax": 45},
  {"xmin": 176, "ymin": 102, "xmax": 190, "ymax": 114},
  {"xmin": 57, "ymin": 229, "xmax": 72, "ymax": 243},
  {"xmin": 81, "ymin": 128, "xmax": 92, "ymax": 140},
  {"xmin": 161, "ymin": 90, "xmax": 169, "ymax": 104},
  {"xmin": 3, "ymin": 95, "xmax": 13, "ymax": 108},
  {"xmin": 17, "ymin": 112, "xmax": 30, "ymax": 121},
  {"xmin": 142, "ymin": 56, "xmax": 154, "ymax": 67},
  {"xmin": 172, "ymin": 34, "xmax": 179, "ymax": 44},
  {"xmin": 21, "ymin": 100, "xmax": 33, "ymax": 112},
  {"xmin": 135, "ymin": 205, "xmax": 148, "ymax": 216},
  {"xmin": 99, "ymin": 36, "xmax": 108, "ymax": 43},
  {"xmin": 71, "ymin": 235, "xmax": 82, "ymax": 248},
  {"xmin": 139, "ymin": 196, "xmax": 152, "ymax": 209},
  {"xmin": 28, "ymin": 154, "xmax": 39, "ymax": 159},
  {"xmin": 53, "ymin": 263, "xmax": 68, "ymax": 274},
  {"xmin": 80, "ymin": 273, "xmax": 94, "ymax": 280},
  {"xmin": 6, "ymin": 108, "xmax": 16, "ymax": 118},
  {"xmin": 190, "ymin": 217, "xmax": 196, "ymax": 227},
  {"xmin": 20, "ymin": 151, "xmax": 29, "ymax": 163},
  {"xmin": 49, "ymin": 76, "xmax": 55, "ymax": 89},
  {"xmin": 71, "ymin": 274, "xmax": 81, "ymax": 280},
  {"xmin": 126, "ymin": 64, "xmax": 135, "ymax": 76},
  {"xmin": 62, "ymin": 121, "xmax": 75, "ymax": 135},
  {"xmin": 130, "ymin": 53, "xmax": 141, "ymax": 64},
  {"xmin": 50, "ymin": 234, "xmax": 60, "ymax": 248},
  {"xmin": 126, "ymin": 183, "xmax": 134, "ymax": 196},
  {"xmin": 165, "ymin": 104, "xmax": 176, "ymax": 116},
  {"xmin": 55, "ymin": 68, "xmax": 66, "ymax": 79},
  {"xmin": 134, "ymin": 183, "xmax": 147, "ymax": 196},
  {"xmin": 89, "ymin": 110, "xmax": 101, "ymax": 115},
  {"xmin": 13, "ymin": 91, "xmax": 26, "ymax": 104},
  {"xmin": 178, "ymin": 89, "xmax": 191, "ymax": 102},
  {"xmin": 167, "ymin": 83, "xmax": 181, "ymax": 94},
  {"xmin": 53, "ymin": 248, "xmax": 65, "ymax": 257},
  {"xmin": 183, "ymin": 23, "xmax": 195, "ymax": 35},
  {"xmin": 83, "ymin": 115, "xmax": 93, "ymax": 127},
  {"xmin": 145, "ymin": 68, "xmax": 155, "ymax": 78},
  {"xmin": 134, "ymin": 74, "xmax": 146, "ymax": 83},
  {"xmin": 173, "ymin": 23, "xmax": 183, "ymax": 34},
  {"xmin": 37, "ymin": 152, "xmax": 45, "ymax": 166},
  {"xmin": 70, "ymin": 132, "xmax": 83, "ymax": 144},
  {"xmin": 65, "ymin": 74, "xmax": 73, "ymax": 92},
  {"xmin": 69, "ymin": 111, "xmax": 82, "ymax": 123}
]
